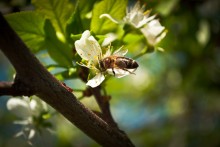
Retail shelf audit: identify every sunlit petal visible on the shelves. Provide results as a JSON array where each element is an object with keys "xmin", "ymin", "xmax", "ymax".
[
  {"xmin": 102, "ymin": 33, "xmax": 117, "ymax": 47},
  {"xmin": 155, "ymin": 31, "xmax": 167, "ymax": 45},
  {"xmin": 140, "ymin": 19, "xmax": 166, "ymax": 45},
  {"xmin": 100, "ymin": 14, "xmax": 119, "ymax": 24},
  {"xmin": 75, "ymin": 30, "xmax": 102, "ymax": 62},
  {"xmin": 86, "ymin": 73, "xmax": 105, "ymax": 88},
  {"xmin": 28, "ymin": 129, "xmax": 36, "ymax": 140},
  {"xmin": 124, "ymin": 2, "xmax": 154, "ymax": 28},
  {"xmin": 14, "ymin": 131, "xmax": 24, "ymax": 138},
  {"xmin": 76, "ymin": 62, "xmax": 91, "ymax": 68},
  {"xmin": 7, "ymin": 98, "xmax": 31, "ymax": 119},
  {"xmin": 147, "ymin": 20, "xmax": 165, "ymax": 36}
]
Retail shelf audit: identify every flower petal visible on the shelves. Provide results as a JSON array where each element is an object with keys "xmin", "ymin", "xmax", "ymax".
[
  {"xmin": 75, "ymin": 30, "xmax": 102, "ymax": 62},
  {"xmin": 124, "ymin": 2, "xmax": 155, "ymax": 28},
  {"xmin": 101, "ymin": 33, "xmax": 117, "ymax": 47},
  {"xmin": 140, "ymin": 19, "xmax": 165, "ymax": 45},
  {"xmin": 29, "ymin": 99, "xmax": 48, "ymax": 116},
  {"xmin": 100, "ymin": 14, "xmax": 119, "ymax": 24},
  {"xmin": 77, "ymin": 62, "xmax": 92, "ymax": 69},
  {"xmin": 28, "ymin": 129, "xmax": 36, "ymax": 140},
  {"xmin": 147, "ymin": 20, "xmax": 165, "ymax": 36},
  {"xmin": 7, "ymin": 98, "xmax": 31, "ymax": 119},
  {"xmin": 86, "ymin": 73, "xmax": 105, "ymax": 88}
]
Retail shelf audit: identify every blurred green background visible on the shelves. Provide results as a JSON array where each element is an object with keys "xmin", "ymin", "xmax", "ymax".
[{"xmin": 0, "ymin": 0, "xmax": 220, "ymax": 146}]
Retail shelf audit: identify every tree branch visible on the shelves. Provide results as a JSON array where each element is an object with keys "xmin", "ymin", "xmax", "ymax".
[
  {"xmin": 0, "ymin": 81, "xmax": 14, "ymax": 96},
  {"xmin": 0, "ymin": 12, "xmax": 135, "ymax": 147},
  {"xmin": 0, "ymin": 75, "xmax": 36, "ymax": 96},
  {"xmin": 0, "ymin": 81, "xmax": 33, "ymax": 96}
]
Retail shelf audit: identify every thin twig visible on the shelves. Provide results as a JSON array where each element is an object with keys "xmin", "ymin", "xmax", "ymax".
[{"xmin": 91, "ymin": 87, "xmax": 119, "ymax": 129}]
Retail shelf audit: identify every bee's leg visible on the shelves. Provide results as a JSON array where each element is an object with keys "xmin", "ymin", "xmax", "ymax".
[{"xmin": 112, "ymin": 68, "xmax": 116, "ymax": 76}]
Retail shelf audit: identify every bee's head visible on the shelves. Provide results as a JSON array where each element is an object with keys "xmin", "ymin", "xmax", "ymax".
[
  {"xmin": 132, "ymin": 60, "xmax": 139, "ymax": 68},
  {"xmin": 99, "ymin": 57, "xmax": 111, "ymax": 72},
  {"xmin": 98, "ymin": 60, "xmax": 103, "ymax": 69}
]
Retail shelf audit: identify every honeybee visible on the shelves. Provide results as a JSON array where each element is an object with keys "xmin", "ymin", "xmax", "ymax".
[{"xmin": 99, "ymin": 56, "xmax": 139, "ymax": 76}]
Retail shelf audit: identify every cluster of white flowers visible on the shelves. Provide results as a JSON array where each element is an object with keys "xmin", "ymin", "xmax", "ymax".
[
  {"xmin": 6, "ymin": 97, "xmax": 48, "ymax": 142},
  {"xmin": 100, "ymin": 2, "xmax": 166, "ymax": 46},
  {"xmin": 75, "ymin": 2, "xmax": 166, "ymax": 88}
]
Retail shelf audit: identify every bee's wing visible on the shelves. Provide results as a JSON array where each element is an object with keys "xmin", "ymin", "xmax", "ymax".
[{"xmin": 113, "ymin": 47, "xmax": 128, "ymax": 56}]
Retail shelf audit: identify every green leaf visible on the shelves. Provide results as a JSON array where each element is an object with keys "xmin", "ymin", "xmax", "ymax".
[
  {"xmin": 6, "ymin": 11, "xmax": 72, "ymax": 67},
  {"xmin": 6, "ymin": 11, "xmax": 45, "ymax": 52},
  {"xmin": 66, "ymin": 4, "xmax": 83, "ymax": 39},
  {"xmin": 54, "ymin": 69, "xmax": 78, "ymax": 80},
  {"xmin": 66, "ymin": 0, "xmax": 97, "ymax": 38},
  {"xmin": 91, "ymin": 0, "xmax": 128, "ymax": 34},
  {"xmin": 44, "ymin": 19, "xmax": 72, "ymax": 67},
  {"xmin": 32, "ymin": 0, "xmax": 74, "ymax": 38},
  {"xmin": 77, "ymin": 0, "xmax": 96, "ymax": 16},
  {"xmin": 156, "ymin": 0, "xmax": 179, "ymax": 16}
]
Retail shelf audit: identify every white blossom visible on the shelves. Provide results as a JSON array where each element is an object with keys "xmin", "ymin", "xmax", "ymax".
[
  {"xmin": 75, "ymin": 30, "xmax": 102, "ymax": 64},
  {"xmin": 6, "ymin": 97, "xmax": 49, "ymax": 141},
  {"xmin": 140, "ymin": 19, "xmax": 167, "ymax": 46},
  {"xmin": 75, "ymin": 30, "xmax": 132, "ymax": 88},
  {"xmin": 124, "ymin": 2, "xmax": 156, "ymax": 28},
  {"xmin": 7, "ymin": 98, "xmax": 31, "ymax": 119},
  {"xmin": 100, "ymin": 2, "xmax": 166, "ymax": 46},
  {"xmin": 100, "ymin": 2, "xmax": 155, "ymax": 29},
  {"xmin": 7, "ymin": 97, "xmax": 48, "ymax": 118}
]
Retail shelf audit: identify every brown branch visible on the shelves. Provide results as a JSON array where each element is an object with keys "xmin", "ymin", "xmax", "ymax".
[
  {"xmin": 0, "ymin": 13, "xmax": 135, "ymax": 147},
  {"xmin": 0, "ymin": 81, "xmax": 33, "ymax": 96},
  {"xmin": 0, "ymin": 81, "xmax": 14, "ymax": 96},
  {"xmin": 0, "ymin": 75, "xmax": 35, "ymax": 96}
]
